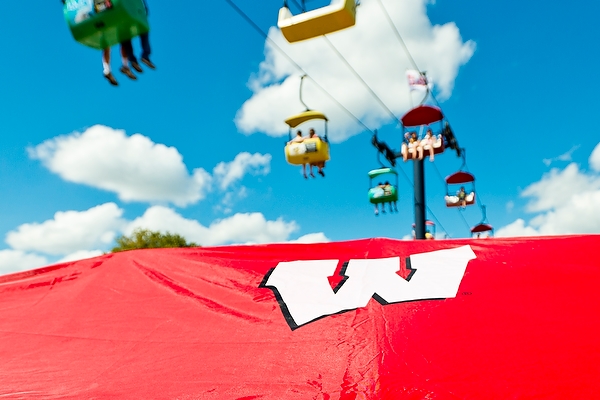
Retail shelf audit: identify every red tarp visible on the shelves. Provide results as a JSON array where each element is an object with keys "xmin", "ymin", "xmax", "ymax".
[{"xmin": 1, "ymin": 236, "xmax": 599, "ymax": 399}]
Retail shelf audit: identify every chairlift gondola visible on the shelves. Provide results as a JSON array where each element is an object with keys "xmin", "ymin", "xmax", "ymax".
[
  {"xmin": 63, "ymin": 0, "xmax": 149, "ymax": 49},
  {"xmin": 471, "ymin": 205, "xmax": 493, "ymax": 238},
  {"xmin": 284, "ymin": 76, "xmax": 330, "ymax": 173},
  {"xmin": 471, "ymin": 223, "xmax": 494, "ymax": 238},
  {"xmin": 284, "ymin": 110, "xmax": 330, "ymax": 166},
  {"xmin": 368, "ymin": 168, "xmax": 398, "ymax": 215},
  {"xmin": 278, "ymin": 0, "xmax": 357, "ymax": 43},
  {"xmin": 445, "ymin": 171, "xmax": 476, "ymax": 208},
  {"xmin": 400, "ymin": 105, "xmax": 446, "ymax": 161}
]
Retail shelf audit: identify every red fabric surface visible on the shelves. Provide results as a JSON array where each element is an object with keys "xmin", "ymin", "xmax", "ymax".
[{"xmin": 0, "ymin": 236, "xmax": 599, "ymax": 399}]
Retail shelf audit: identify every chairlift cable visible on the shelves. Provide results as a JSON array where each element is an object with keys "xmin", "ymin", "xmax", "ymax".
[
  {"xmin": 431, "ymin": 160, "xmax": 448, "ymax": 186},
  {"xmin": 322, "ymin": 36, "xmax": 403, "ymax": 126},
  {"xmin": 457, "ymin": 208, "xmax": 473, "ymax": 233},
  {"xmin": 374, "ymin": 0, "xmax": 444, "ymax": 111},
  {"xmin": 224, "ymin": 0, "xmax": 373, "ymax": 133}
]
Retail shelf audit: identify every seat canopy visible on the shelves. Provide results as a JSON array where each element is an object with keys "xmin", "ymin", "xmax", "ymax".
[
  {"xmin": 64, "ymin": 0, "xmax": 149, "ymax": 49},
  {"xmin": 446, "ymin": 172, "xmax": 475, "ymax": 185},
  {"xmin": 402, "ymin": 105, "xmax": 443, "ymax": 127},
  {"xmin": 284, "ymin": 110, "xmax": 328, "ymax": 128},
  {"xmin": 278, "ymin": 0, "xmax": 356, "ymax": 43},
  {"xmin": 368, "ymin": 168, "xmax": 397, "ymax": 179},
  {"xmin": 471, "ymin": 223, "xmax": 494, "ymax": 234}
]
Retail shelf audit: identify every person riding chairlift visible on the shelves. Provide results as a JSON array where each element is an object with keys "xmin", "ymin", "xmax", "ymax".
[
  {"xmin": 288, "ymin": 130, "xmax": 308, "ymax": 179},
  {"xmin": 308, "ymin": 128, "xmax": 325, "ymax": 177}
]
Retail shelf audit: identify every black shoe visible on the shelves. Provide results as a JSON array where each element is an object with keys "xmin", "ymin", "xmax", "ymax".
[
  {"xmin": 120, "ymin": 66, "xmax": 137, "ymax": 80},
  {"xmin": 104, "ymin": 72, "xmax": 118, "ymax": 86},
  {"xmin": 141, "ymin": 58, "xmax": 156, "ymax": 70},
  {"xmin": 318, "ymin": 170, "xmax": 325, "ymax": 177},
  {"xmin": 131, "ymin": 61, "xmax": 143, "ymax": 73}
]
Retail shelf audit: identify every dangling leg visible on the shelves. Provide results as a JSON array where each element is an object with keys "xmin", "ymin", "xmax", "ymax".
[
  {"xmin": 140, "ymin": 32, "xmax": 155, "ymax": 69},
  {"xmin": 374, "ymin": 204, "xmax": 379, "ymax": 216},
  {"xmin": 119, "ymin": 42, "xmax": 137, "ymax": 80},
  {"xmin": 302, "ymin": 164, "xmax": 307, "ymax": 179},
  {"xmin": 123, "ymin": 39, "xmax": 142, "ymax": 73},
  {"xmin": 102, "ymin": 48, "xmax": 118, "ymax": 86}
]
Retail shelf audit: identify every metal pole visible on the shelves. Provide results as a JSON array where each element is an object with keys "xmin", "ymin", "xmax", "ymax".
[{"xmin": 413, "ymin": 159, "xmax": 426, "ymax": 240}]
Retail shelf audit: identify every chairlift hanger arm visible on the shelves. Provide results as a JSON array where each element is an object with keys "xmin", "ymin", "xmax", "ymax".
[{"xmin": 371, "ymin": 133, "xmax": 397, "ymax": 167}]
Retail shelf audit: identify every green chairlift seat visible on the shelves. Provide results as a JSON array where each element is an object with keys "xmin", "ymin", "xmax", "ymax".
[
  {"xmin": 368, "ymin": 168, "xmax": 398, "ymax": 204},
  {"xmin": 64, "ymin": 0, "xmax": 149, "ymax": 49}
]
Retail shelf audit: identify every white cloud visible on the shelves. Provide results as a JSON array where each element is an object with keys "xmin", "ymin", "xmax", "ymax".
[
  {"xmin": 506, "ymin": 201, "xmax": 514, "ymax": 213},
  {"xmin": 29, "ymin": 125, "xmax": 212, "ymax": 207},
  {"xmin": 590, "ymin": 142, "xmax": 600, "ymax": 172},
  {"xmin": 236, "ymin": 0, "xmax": 475, "ymax": 142},
  {"xmin": 125, "ymin": 206, "xmax": 299, "ymax": 246},
  {"xmin": 496, "ymin": 219, "xmax": 539, "ymax": 238},
  {"xmin": 213, "ymin": 152, "xmax": 271, "ymax": 190},
  {"xmin": 57, "ymin": 250, "xmax": 104, "ymax": 264},
  {"xmin": 0, "ymin": 250, "xmax": 48, "ymax": 275},
  {"xmin": 5, "ymin": 203, "xmax": 125, "ymax": 256},
  {"xmin": 288, "ymin": 232, "xmax": 330, "ymax": 243},
  {"xmin": 497, "ymin": 143, "xmax": 600, "ymax": 237},
  {"xmin": 542, "ymin": 145, "xmax": 580, "ymax": 167},
  {"xmin": 521, "ymin": 164, "xmax": 600, "ymax": 213}
]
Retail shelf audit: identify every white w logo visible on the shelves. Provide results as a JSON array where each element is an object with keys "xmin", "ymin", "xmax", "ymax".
[{"xmin": 261, "ymin": 246, "xmax": 476, "ymax": 329}]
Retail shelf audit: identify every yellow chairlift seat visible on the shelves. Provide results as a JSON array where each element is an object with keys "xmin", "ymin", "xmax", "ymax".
[
  {"xmin": 285, "ymin": 138, "xmax": 330, "ymax": 165},
  {"xmin": 278, "ymin": 0, "xmax": 357, "ymax": 43},
  {"xmin": 284, "ymin": 110, "xmax": 329, "ymax": 165}
]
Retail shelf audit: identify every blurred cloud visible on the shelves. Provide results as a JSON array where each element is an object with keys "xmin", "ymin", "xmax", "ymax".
[
  {"xmin": 1, "ymin": 203, "xmax": 328, "ymax": 275},
  {"xmin": 288, "ymin": 232, "xmax": 330, "ymax": 243},
  {"xmin": 236, "ymin": 0, "xmax": 475, "ymax": 142},
  {"xmin": 542, "ymin": 145, "xmax": 579, "ymax": 167},
  {"xmin": 496, "ymin": 219, "xmax": 539, "ymax": 238},
  {"xmin": 213, "ymin": 152, "xmax": 271, "ymax": 190},
  {"xmin": 125, "ymin": 206, "xmax": 300, "ymax": 246},
  {"xmin": 29, "ymin": 125, "xmax": 212, "ymax": 207},
  {"xmin": 29, "ymin": 126, "xmax": 272, "ymax": 210},
  {"xmin": 497, "ymin": 142, "xmax": 600, "ymax": 237},
  {"xmin": 5, "ymin": 203, "xmax": 124, "ymax": 256},
  {"xmin": 590, "ymin": 142, "xmax": 600, "ymax": 172},
  {"xmin": 0, "ymin": 250, "xmax": 48, "ymax": 275},
  {"xmin": 57, "ymin": 250, "xmax": 104, "ymax": 264}
]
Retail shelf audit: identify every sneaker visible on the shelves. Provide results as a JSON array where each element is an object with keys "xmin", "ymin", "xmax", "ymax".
[
  {"xmin": 318, "ymin": 170, "xmax": 325, "ymax": 177},
  {"xmin": 131, "ymin": 60, "xmax": 143, "ymax": 73},
  {"xmin": 141, "ymin": 58, "xmax": 156, "ymax": 70},
  {"xmin": 120, "ymin": 66, "xmax": 137, "ymax": 80},
  {"xmin": 104, "ymin": 72, "xmax": 118, "ymax": 86}
]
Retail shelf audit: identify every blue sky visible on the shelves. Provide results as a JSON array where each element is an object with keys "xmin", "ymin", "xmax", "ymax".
[{"xmin": 1, "ymin": 0, "xmax": 600, "ymax": 273}]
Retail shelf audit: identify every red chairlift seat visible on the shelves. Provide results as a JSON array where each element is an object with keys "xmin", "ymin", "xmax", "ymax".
[
  {"xmin": 471, "ymin": 223, "xmax": 494, "ymax": 237},
  {"xmin": 445, "ymin": 171, "xmax": 476, "ymax": 208},
  {"xmin": 401, "ymin": 106, "xmax": 446, "ymax": 161}
]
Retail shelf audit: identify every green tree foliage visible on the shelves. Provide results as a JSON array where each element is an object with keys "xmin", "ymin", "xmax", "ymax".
[{"xmin": 112, "ymin": 229, "xmax": 198, "ymax": 253}]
